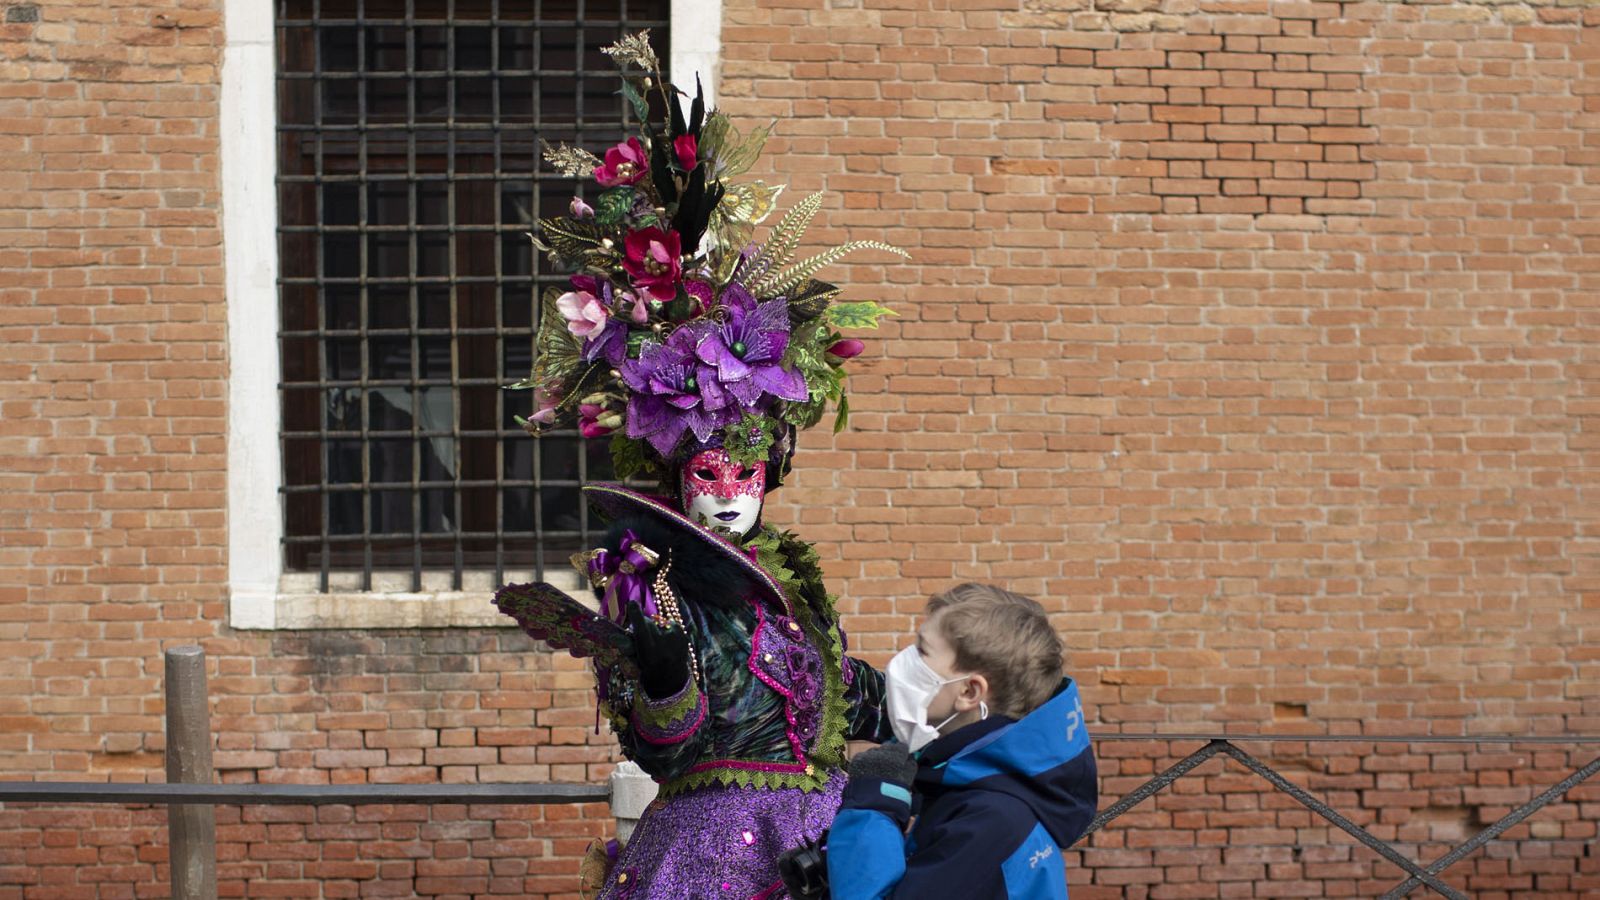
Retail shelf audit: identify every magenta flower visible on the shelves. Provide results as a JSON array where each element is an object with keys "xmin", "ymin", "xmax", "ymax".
[
  {"xmin": 556, "ymin": 290, "xmax": 609, "ymax": 340},
  {"xmin": 622, "ymin": 227, "xmax": 684, "ymax": 302},
  {"xmin": 674, "ymin": 134, "xmax": 698, "ymax": 171},
  {"xmin": 579, "ymin": 403, "xmax": 617, "ymax": 439},
  {"xmin": 827, "ymin": 339, "xmax": 865, "ymax": 359},
  {"xmin": 594, "ymin": 137, "xmax": 649, "ymax": 188},
  {"xmin": 683, "ymin": 278, "xmax": 714, "ymax": 316}
]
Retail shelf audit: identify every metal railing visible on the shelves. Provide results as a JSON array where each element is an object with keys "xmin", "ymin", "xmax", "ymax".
[
  {"xmin": 3, "ymin": 648, "xmax": 1597, "ymax": 899},
  {"xmin": 1081, "ymin": 733, "xmax": 1600, "ymax": 899},
  {"xmin": 0, "ymin": 647, "xmax": 632, "ymax": 900}
]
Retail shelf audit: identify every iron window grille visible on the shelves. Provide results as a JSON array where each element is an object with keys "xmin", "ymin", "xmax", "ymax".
[{"xmin": 276, "ymin": 0, "xmax": 670, "ymax": 592}]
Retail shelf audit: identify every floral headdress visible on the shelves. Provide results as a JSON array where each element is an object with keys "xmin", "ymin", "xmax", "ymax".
[{"xmin": 513, "ymin": 31, "xmax": 906, "ymax": 484}]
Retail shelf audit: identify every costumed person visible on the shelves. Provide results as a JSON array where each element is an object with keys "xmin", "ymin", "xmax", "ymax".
[
  {"xmin": 492, "ymin": 32, "xmax": 907, "ymax": 899},
  {"xmin": 825, "ymin": 584, "xmax": 1099, "ymax": 899}
]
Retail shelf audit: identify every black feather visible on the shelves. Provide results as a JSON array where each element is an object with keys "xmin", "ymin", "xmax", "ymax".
[
  {"xmin": 689, "ymin": 75, "xmax": 705, "ymax": 138},
  {"xmin": 650, "ymin": 136, "xmax": 678, "ymax": 206}
]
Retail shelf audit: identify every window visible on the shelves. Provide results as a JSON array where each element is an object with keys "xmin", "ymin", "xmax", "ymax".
[{"xmin": 274, "ymin": 0, "xmax": 671, "ymax": 593}]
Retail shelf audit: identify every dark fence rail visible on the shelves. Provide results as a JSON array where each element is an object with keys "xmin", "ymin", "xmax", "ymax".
[
  {"xmin": 2, "ymin": 647, "xmax": 1597, "ymax": 900},
  {"xmin": 0, "ymin": 782, "xmax": 610, "ymax": 805}
]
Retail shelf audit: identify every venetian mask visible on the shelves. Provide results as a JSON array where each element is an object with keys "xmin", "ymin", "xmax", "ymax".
[{"xmin": 679, "ymin": 448, "xmax": 765, "ymax": 538}]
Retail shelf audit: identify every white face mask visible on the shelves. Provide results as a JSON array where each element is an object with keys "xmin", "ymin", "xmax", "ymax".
[{"xmin": 885, "ymin": 645, "xmax": 969, "ymax": 753}]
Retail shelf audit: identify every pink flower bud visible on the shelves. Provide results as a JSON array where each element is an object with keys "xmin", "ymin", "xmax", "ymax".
[
  {"xmin": 827, "ymin": 339, "xmax": 865, "ymax": 359},
  {"xmin": 570, "ymin": 196, "xmax": 594, "ymax": 219}
]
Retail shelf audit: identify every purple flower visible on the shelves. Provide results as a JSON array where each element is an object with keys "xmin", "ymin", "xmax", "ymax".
[
  {"xmin": 619, "ymin": 327, "xmax": 739, "ymax": 457},
  {"xmin": 695, "ymin": 283, "xmax": 808, "ymax": 407}
]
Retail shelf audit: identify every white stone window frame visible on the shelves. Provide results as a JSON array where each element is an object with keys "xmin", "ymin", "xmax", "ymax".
[{"xmin": 224, "ymin": 0, "xmax": 722, "ymax": 629}]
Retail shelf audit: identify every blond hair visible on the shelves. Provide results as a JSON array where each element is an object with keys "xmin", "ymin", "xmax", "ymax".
[{"xmin": 925, "ymin": 583, "xmax": 1064, "ymax": 719}]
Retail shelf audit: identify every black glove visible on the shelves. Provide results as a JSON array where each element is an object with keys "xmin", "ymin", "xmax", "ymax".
[
  {"xmin": 841, "ymin": 742, "xmax": 918, "ymax": 829},
  {"xmin": 625, "ymin": 604, "xmax": 693, "ymax": 700},
  {"xmin": 848, "ymin": 742, "xmax": 917, "ymax": 789}
]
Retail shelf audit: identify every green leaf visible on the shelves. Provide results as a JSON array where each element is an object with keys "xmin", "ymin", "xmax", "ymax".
[
  {"xmin": 721, "ymin": 413, "xmax": 778, "ymax": 468},
  {"xmin": 538, "ymin": 217, "xmax": 610, "ymax": 267},
  {"xmin": 833, "ymin": 394, "xmax": 850, "ymax": 434},
  {"xmin": 824, "ymin": 301, "xmax": 899, "ymax": 330},
  {"xmin": 618, "ymin": 80, "xmax": 651, "ymax": 126},
  {"xmin": 609, "ymin": 433, "xmax": 655, "ymax": 482},
  {"xmin": 594, "ymin": 187, "xmax": 635, "ymax": 228}
]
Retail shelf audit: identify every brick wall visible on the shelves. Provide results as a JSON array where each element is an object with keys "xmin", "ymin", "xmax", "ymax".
[{"xmin": 3, "ymin": 0, "xmax": 1599, "ymax": 897}]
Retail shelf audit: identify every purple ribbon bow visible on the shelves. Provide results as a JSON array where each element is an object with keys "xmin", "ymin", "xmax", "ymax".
[{"xmin": 588, "ymin": 529, "xmax": 660, "ymax": 622}]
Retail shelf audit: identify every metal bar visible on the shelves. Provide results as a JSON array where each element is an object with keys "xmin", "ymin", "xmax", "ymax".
[
  {"xmin": 0, "ymin": 782, "xmax": 610, "ymax": 805},
  {"xmin": 164, "ymin": 647, "xmax": 217, "ymax": 900},
  {"xmin": 490, "ymin": 0, "xmax": 504, "ymax": 590},
  {"xmin": 1379, "ymin": 751, "xmax": 1600, "ymax": 900},
  {"xmin": 357, "ymin": 0, "xmax": 373, "ymax": 592},
  {"xmin": 1076, "ymin": 739, "xmax": 1228, "ymax": 840},
  {"xmin": 1218, "ymin": 743, "xmax": 1468, "ymax": 900}
]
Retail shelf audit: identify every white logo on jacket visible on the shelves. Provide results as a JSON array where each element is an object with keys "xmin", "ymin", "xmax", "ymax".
[{"xmin": 1028, "ymin": 845, "xmax": 1055, "ymax": 869}]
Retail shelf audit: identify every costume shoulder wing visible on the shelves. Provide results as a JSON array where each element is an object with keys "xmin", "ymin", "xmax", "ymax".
[{"xmin": 494, "ymin": 581, "xmax": 638, "ymax": 677}]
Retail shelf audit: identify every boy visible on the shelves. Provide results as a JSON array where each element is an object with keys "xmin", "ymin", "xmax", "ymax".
[{"xmin": 825, "ymin": 583, "xmax": 1098, "ymax": 899}]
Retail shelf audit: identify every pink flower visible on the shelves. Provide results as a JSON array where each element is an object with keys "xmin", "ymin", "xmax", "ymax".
[
  {"xmin": 578, "ymin": 403, "xmax": 617, "ymax": 439},
  {"xmin": 570, "ymin": 196, "xmax": 594, "ymax": 219},
  {"xmin": 827, "ymin": 338, "xmax": 865, "ymax": 359},
  {"xmin": 556, "ymin": 290, "xmax": 609, "ymax": 340},
  {"xmin": 529, "ymin": 389, "xmax": 559, "ymax": 426},
  {"xmin": 674, "ymin": 134, "xmax": 698, "ymax": 171},
  {"xmin": 622, "ymin": 291, "xmax": 650, "ymax": 324},
  {"xmin": 593, "ymin": 137, "xmax": 649, "ymax": 187},
  {"xmin": 622, "ymin": 227, "xmax": 684, "ymax": 302}
]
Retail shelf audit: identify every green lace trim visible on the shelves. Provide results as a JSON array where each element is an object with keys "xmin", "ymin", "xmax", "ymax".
[
  {"xmin": 747, "ymin": 527, "xmax": 851, "ymax": 772},
  {"xmin": 632, "ymin": 677, "xmax": 703, "ymax": 736},
  {"xmin": 657, "ymin": 761, "xmax": 832, "ymax": 798}
]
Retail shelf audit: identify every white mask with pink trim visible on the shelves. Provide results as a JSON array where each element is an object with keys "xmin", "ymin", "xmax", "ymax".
[{"xmin": 678, "ymin": 448, "xmax": 765, "ymax": 538}]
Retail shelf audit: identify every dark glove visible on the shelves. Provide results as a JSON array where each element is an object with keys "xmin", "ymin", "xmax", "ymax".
[
  {"xmin": 625, "ymin": 604, "xmax": 692, "ymax": 700},
  {"xmin": 848, "ymin": 742, "xmax": 917, "ymax": 789},
  {"xmin": 841, "ymin": 742, "xmax": 918, "ymax": 828}
]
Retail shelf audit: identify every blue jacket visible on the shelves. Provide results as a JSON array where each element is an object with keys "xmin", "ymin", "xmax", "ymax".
[{"xmin": 826, "ymin": 678, "xmax": 1097, "ymax": 899}]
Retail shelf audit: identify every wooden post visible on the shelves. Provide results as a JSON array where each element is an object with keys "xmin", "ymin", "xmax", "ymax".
[{"xmin": 164, "ymin": 646, "xmax": 217, "ymax": 900}]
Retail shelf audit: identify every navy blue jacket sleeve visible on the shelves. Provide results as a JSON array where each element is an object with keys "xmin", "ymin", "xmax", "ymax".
[{"xmin": 830, "ymin": 790, "xmax": 1037, "ymax": 900}]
